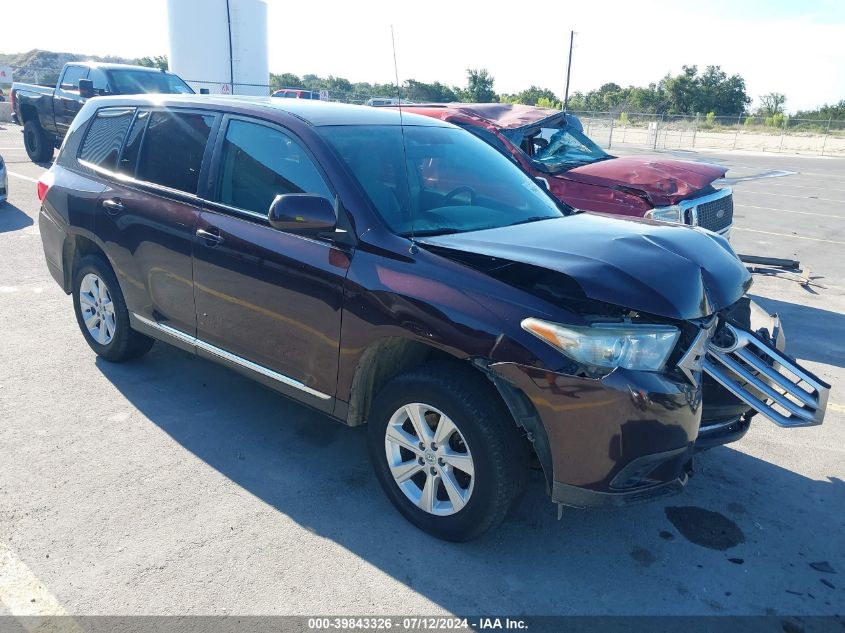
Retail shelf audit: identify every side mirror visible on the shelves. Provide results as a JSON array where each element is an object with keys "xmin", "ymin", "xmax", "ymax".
[
  {"xmin": 78, "ymin": 79, "xmax": 94, "ymax": 99},
  {"xmin": 268, "ymin": 193, "xmax": 336, "ymax": 233}
]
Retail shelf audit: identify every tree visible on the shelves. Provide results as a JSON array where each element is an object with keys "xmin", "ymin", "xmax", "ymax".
[
  {"xmin": 503, "ymin": 85, "xmax": 561, "ymax": 107},
  {"xmin": 757, "ymin": 92, "xmax": 787, "ymax": 117},
  {"xmin": 136, "ymin": 55, "xmax": 169, "ymax": 71},
  {"xmin": 656, "ymin": 65, "xmax": 749, "ymax": 115},
  {"xmin": 795, "ymin": 99, "xmax": 845, "ymax": 121},
  {"xmin": 460, "ymin": 68, "xmax": 496, "ymax": 103},
  {"xmin": 270, "ymin": 72, "xmax": 302, "ymax": 90},
  {"xmin": 404, "ymin": 79, "xmax": 457, "ymax": 103}
]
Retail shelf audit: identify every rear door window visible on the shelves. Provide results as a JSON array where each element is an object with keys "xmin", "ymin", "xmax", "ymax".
[
  {"xmin": 216, "ymin": 118, "xmax": 332, "ymax": 215},
  {"xmin": 60, "ymin": 65, "xmax": 88, "ymax": 91},
  {"xmin": 78, "ymin": 107, "xmax": 136, "ymax": 170},
  {"xmin": 135, "ymin": 110, "xmax": 215, "ymax": 193}
]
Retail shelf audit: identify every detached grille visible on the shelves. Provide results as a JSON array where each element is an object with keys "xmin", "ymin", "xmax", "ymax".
[
  {"xmin": 681, "ymin": 188, "xmax": 733, "ymax": 234},
  {"xmin": 703, "ymin": 323, "xmax": 829, "ymax": 427}
]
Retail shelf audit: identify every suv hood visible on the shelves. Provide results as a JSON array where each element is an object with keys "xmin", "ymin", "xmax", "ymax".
[
  {"xmin": 561, "ymin": 157, "xmax": 727, "ymax": 206},
  {"xmin": 421, "ymin": 214, "xmax": 751, "ymax": 321}
]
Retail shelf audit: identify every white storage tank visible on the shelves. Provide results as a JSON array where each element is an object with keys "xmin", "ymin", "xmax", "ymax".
[{"xmin": 166, "ymin": 0, "xmax": 269, "ymax": 96}]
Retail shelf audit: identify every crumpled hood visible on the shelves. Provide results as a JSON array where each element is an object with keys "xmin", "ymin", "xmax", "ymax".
[
  {"xmin": 562, "ymin": 157, "xmax": 727, "ymax": 206},
  {"xmin": 421, "ymin": 214, "xmax": 751, "ymax": 321}
]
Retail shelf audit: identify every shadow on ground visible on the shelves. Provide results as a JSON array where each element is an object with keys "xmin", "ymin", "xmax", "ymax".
[
  {"xmin": 750, "ymin": 294, "xmax": 845, "ymax": 369},
  {"xmin": 0, "ymin": 202, "xmax": 34, "ymax": 233},
  {"xmin": 95, "ymin": 341, "xmax": 845, "ymax": 615}
]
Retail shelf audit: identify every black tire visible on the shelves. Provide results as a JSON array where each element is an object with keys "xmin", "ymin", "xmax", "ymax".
[
  {"xmin": 367, "ymin": 361, "xmax": 530, "ymax": 541},
  {"xmin": 23, "ymin": 119, "xmax": 54, "ymax": 163},
  {"xmin": 72, "ymin": 255, "xmax": 154, "ymax": 362}
]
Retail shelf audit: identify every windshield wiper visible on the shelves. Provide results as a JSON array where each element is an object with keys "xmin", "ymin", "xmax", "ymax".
[{"xmin": 401, "ymin": 228, "xmax": 463, "ymax": 237}]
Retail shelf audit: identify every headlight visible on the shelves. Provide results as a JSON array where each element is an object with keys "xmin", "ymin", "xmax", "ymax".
[
  {"xmin": 645, "ymin": 205, "xmax": 682, "ymax": 223},
  {"xmin": 521, "ymin": 318, "xmax": 680, "ymax": 371}
]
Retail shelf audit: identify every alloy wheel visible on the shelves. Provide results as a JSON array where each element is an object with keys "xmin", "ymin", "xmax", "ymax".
[
  {"xmin": 384, "ymin": 403, "xmax": 475, "ymax": 516},
  {"xmin": 79, "ymin": 273, "xmax": 116, "ymax": 345}
]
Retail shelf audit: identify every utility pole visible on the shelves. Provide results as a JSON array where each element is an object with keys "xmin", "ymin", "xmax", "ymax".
[{"xmin": 563, "ymin": 30, "xmax": 574, "ymax": 111}]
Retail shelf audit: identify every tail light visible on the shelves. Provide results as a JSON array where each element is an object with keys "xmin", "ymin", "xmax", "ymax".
[
  {"xmin": 37, "ymin": 171, "xmax": 55, "ymax": 203},
  {"xmin": 9, "ymin": 88, "xmax": 13, "ymax": 110}
]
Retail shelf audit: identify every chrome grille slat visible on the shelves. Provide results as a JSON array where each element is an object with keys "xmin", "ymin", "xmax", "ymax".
[
  {"xmin": 707, "ymin": 351, "xmax": 815, "ymax": 421},
  {"xmin": 734, "ymin": 347, "xmax": 818, "ymax": 408},
  {"xmin": 703, "ymin": 323, "xmax": 829, "ymax": 427}
]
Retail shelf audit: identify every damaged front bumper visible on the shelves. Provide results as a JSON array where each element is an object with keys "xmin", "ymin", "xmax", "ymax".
[
  {"xmin": 489, "ymin": 362, "xmax": 700, "ymax": 508},
  {"xmin": 489, "ymin": 302, "xmax": 829, "ymax": 510}
]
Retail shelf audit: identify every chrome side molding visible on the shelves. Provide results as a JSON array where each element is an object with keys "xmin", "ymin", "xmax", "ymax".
[
  {"xmin": 703, "ymin": 323, "xmax": 829, "ymax": 427},
  {"xmin": 132, "ymin": 313, "xmax": 331, "ymax": 401}
]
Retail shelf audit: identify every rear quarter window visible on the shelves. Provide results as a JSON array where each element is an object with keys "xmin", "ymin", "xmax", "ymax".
[{"xmin": 78, "ymin": 107, "xmax": 136, "ymax": 171}]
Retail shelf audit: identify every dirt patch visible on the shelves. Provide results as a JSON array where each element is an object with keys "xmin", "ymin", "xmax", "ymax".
[{"xmin": 664, "ymin": 506, "xmax": 745, "ymax": 550}]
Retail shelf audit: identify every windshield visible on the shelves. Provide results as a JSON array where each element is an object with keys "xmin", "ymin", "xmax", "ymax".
[
  {"xmin": 319, "ymin": 125, "xmax": 565, "ymax": 236},
  {"xmin": 107, "ymin": 70, "xmax": 194, "ymax": 95},
  {"xmin": 507, "ymin": 122, "xmax": 610, "ymax": 173}
]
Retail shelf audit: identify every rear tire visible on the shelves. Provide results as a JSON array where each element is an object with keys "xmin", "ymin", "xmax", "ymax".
[
  {"xmin": 367, "ymin": 361, "xmax": 530, "ymax": 541},
  {"xmin": 23, "ymin": 119, "xmax": 54, "ymax": 163},
  {"xmin": 72, "ymin": 255, "xmax": 154, "ymax": 362}
]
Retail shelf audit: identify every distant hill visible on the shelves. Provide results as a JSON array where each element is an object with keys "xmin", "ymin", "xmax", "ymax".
[{"xmin": 0, "ymin": 49, "xmax": 139, "ymax": 85}]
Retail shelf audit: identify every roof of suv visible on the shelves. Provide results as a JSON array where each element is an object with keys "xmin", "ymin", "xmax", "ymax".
[{"xmin": 86, "ymin": 94, "xmax": 452, "ymax": 128}]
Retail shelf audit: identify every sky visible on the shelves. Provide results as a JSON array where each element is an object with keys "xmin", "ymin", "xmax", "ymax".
[{"xmin": 1, "ymin": 0, "xmax": 844, "ymax": 112}]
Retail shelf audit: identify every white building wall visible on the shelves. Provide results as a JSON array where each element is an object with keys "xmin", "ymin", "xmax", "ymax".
[{"xmin": 167, "ymin": 0, "xmax": 268, "ymax": 96}]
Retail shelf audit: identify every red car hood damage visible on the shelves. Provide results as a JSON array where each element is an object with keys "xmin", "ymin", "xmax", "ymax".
[{"xmin": 561, "ymin": 157, "xmax": 726, "ymax": 206}]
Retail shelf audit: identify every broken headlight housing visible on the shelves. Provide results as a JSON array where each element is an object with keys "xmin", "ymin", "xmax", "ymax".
[
  {"xmin": 521, "ymin": 318, "xmax": 680, "ymax": 371},
  {"xmin": 645, "ymin": 205, "xmax": 683, "ymax": 224}
]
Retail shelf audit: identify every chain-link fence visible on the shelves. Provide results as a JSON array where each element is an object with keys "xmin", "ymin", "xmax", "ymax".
[{"xmin": 571, "ymin": 111, "xmax": 845, "ymax": 157}]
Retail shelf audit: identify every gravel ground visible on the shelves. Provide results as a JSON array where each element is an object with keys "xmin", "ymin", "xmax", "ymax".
[{"xmin": 0, "ymin": 125, "xmax": 843, "ymax": 617}]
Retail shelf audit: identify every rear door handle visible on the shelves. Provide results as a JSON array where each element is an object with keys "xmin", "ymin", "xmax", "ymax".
[
  {"xmin": 196, "ymin": 227, "xmax": 225, "ymax": 246},
  {"xmin": 101, "ymin": 198, "xmax": 124, "ymax": 214}
]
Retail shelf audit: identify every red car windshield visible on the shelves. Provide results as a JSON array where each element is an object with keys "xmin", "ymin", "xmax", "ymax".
[{"xmin": 505, "ymin": 123, "xmax": 611, "ymax": 173}]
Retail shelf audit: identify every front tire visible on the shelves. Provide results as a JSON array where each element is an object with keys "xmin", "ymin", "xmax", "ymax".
[
  {"xmin": 23, "ymin": 119, "xmax": 54, "ymax": 163},
  {"xmin": 367, "ymin": 362, "xmax": 529, "ymax": 541},
  {"xmin": 72, "ymin": 255, "xmax": 153, "ymax": 362}
]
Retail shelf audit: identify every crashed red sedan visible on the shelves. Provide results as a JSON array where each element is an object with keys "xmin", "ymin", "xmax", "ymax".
[{"xmin": 400, "ymin": 103, "xmax": 734, "ymax": 237}]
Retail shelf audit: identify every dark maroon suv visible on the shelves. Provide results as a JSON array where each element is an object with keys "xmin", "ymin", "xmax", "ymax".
[{"xmin": 36, "ymin": 95, "xmax": 828, "ymax": 541}]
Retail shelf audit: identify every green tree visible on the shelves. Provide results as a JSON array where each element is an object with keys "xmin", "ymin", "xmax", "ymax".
[
  {"xmin": 536, "ymin": 96, "xmax": 562, "ymax": 109},
  {"xmin": 136, "ymin": 55, "xmax": 169, "ymax": 70},
  {"xmin": 404, "ymin": 79, "xmax": 457, "ymax": 102},
  {"xmin": 460, "ymin": 68, "xmax": 497, "ymax": 103},
  {"xmin": 757, "ymin": 92, "xmax": 787, "ymax": 117},
  {"xmin": 270, "ymin": 72, "xmax": 302, "ymax": 90},
  {"xmin": 658, "ymin": 65, "xmax": 749, "ymax": 115},
  {"xmin": 505, "ymin": 85, "xmax": 561, "ymax": 107},
  {"xmin": 794, "ymin": 99, "xmax": 845, "ymax": 121}
]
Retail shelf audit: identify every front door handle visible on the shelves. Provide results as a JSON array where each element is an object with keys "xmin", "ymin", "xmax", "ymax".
[
  {"xmin": 196, "ymin": 227, "xmax": 225, "ymax": 246},
  {"xmin": 101, "ymin": 198, "xmax": 124, "ymax": 214}
]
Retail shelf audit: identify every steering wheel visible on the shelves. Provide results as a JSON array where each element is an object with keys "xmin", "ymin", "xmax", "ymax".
[{"xmin": 444, "ymin": 186, "xmax": 477, "ymax": 206}]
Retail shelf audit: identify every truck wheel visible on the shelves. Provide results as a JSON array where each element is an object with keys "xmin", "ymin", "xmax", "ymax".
[
  {"xmin": 72, "ymin": 255, "xmax": 154, "ymax": 362},
  {"xmin": 23, "ymin": 120, "xmax": 54, "ymax": 163},
  {"xmin": 367, "ymin": 361, "xmax": 529, "ymax": 541}
]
